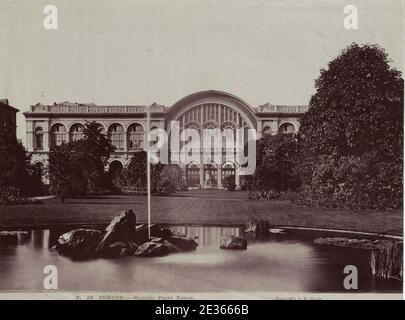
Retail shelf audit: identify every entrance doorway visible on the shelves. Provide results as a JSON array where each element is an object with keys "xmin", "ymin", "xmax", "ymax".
[
  {"xmin": 204, "ymin": 163, "xmax": 217, "ymax": 188},
  {"xmin": 222, "ymin": 163, "xmax": 235, "ymax": 187},
  {"xmin": 186, "ymin": 164, "xmax": 200, "ymax": 187},
  {"xmin": 109, "ymin": 161, "xmax": 123, "ymax": 188}
]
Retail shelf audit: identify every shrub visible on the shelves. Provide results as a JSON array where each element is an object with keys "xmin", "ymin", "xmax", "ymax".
[
  {"xmin": 48, "ymin": 143, "xmax": 88, "ymax": 201},
  {"xmin": 245, "ymin": 217, "xmax": 271, "ymax": 234},
  {"xmin": 120, "ymin": 152, "xmax": 164, "ymax": 193},
  {"xmin": 249, "ymin": 134, "xmax": 300, "ymax": 200},
  {"xmin": 48, "ymin": 122, "xmax": 114, "ymax": 201},
  {"xmin": 248, "ymin": 189, "xmax": 280, "ymax": 201},
  {"xmin": 120, "ymin": 152, "xmax": 147, "ymax": 191},
  {"xmin": 0, "ymin": 186, "xmax": 41, "ymax": 205},
  {"xmin": 156, "ymin": 164, "xmax": 184, "ymax": 194},
  {"xmin": 296, "ymin": 43, "xmax": 403, "ymax": 209},
  {"xmin": 294, "ymin": 152, "xmax": 402, "ymax": 209},
  {"xmin": 240, "ymin": 175, "xmax": 252, "ymax": 191},
  {"xmin": 0, "ymin": 127, "xmax": 33, "ymax": 197}
]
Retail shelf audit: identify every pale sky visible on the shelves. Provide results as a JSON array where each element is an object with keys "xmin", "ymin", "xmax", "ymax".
[{"xmin": 0, "ymin": 0, "xmax": 403, "ymax": 142}]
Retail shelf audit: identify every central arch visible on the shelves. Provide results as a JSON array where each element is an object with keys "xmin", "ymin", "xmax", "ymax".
[
  {"xmin": 165, "ymin": 90, "xmax": 257, "ymax": 131},
  {"xmin": 165, "ymin": 90, "xmax": 256, "ymax": 190}
]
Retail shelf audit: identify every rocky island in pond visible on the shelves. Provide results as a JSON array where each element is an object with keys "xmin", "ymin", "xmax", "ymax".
[{"xmin": 54, "ymin": 209, "xmax": 199, "ymax": 259}]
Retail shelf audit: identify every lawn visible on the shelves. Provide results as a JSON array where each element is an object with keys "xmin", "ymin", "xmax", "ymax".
[{"xmin": 0, "ymin": 191, "xmax": 402, "ymax": 235}]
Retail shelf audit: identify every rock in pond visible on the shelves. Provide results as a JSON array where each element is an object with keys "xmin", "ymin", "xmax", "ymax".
[
  {"xmin": 150, "ymin": 237, "xmax": 180, "ymax": 253},
  {"xmin": 57, "ymin": 229, "xmax": 103, "ymax": 258},
  {"xmin": 0, "ymin": 231, "xmax": 29, "ymax": 244},
  {"xmin": 101, "ymin": 241, "xmax": 138, "ymax": 258},
  {"xmin": 122, "ymin": 241, "xmax": 138, "ymax": 256},
  {"xmin": 134, "ymin": 242, "xmax": 169, "ymax": 257},
  {"xmin": 96, "ymin": 209, "xmax": 137, "ymax": 253},
  {"xmin": 53, "ymin": 209, "xmax": 197, "ymax": 258},
  {"xmin": 133, "ymin": 224, "xmax": 173, "ymax": 245},
  {"xmin": 167, "ymin": 235, "xmax": 198, "ymax": 252},
  {"xmin": 220, "ymin": 235, "xmax": 247, "ymax": 250}
]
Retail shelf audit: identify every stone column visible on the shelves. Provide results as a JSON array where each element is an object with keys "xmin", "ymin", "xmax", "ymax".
[
  {"xmin": 271, "ymin": 119, "xmax": 278, "ymax": 135},
  {"xmin": 235, "ymin": 166, "xmax": 240, "ymax": 190},
  {"xmin": 257, "ymin": 120, "xmax": 263, "ymax": 139},
  {"xmin": 66, "ymin": 127, "xmax": 71, "ymax": 143},
  {"xmin": 217, "ymin": 167, "xmax": 222, "ymax": 189},
  {"xmin": 199, "ymin": 164, "xmax": 204, "ymax": 188},
  {"xmin": 124, "ymin": 130, "xmax": 128, "ymax": 152},
  {"xmin": 26, "ymin": 121, "xmax": 34, "ymax": 151},
  {"xmin": 43, "ymin": 120, "xmax": 50, "ymax": 151}
]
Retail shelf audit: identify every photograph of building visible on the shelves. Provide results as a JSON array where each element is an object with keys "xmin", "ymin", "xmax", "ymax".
[
  {"xmin": 24, "ymin": 90, "xmax": 307, "ymax": 189},
  {"xmin": 0, "ymin": 0, "xmax": 402, "ymax": 299}
]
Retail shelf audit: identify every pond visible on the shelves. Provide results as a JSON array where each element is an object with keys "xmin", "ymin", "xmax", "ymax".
[{"xmin": 0, "ymin": 225, "xmax": 402, "ymax": 293}]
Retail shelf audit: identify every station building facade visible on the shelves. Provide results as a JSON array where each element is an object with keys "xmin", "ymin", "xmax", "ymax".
[{"xmin": 24, "ymin": 90, "xmax": 308, "ymax": 189}]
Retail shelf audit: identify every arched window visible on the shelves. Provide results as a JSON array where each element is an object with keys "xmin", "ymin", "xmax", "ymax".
[
  {"xmin": 186, "ymin": 163, "xmax": 199, "ymax": 187},
  {"xmin": 95, "ymin": 123, "xmax": 106, "ymax": 134},
  {"xmin": 69, "ymin": 123, "xmax": 84, "ymax": 142},
  {"xmin": 278, "ymin": 123, "xmax": 295, "ymax": 134},
  {"xmin": 204, "ymin": 125, "xmax": 218, "ymax": 156},
  {"xmin": 108, "ymin": 123, "xmax": 125, "ymax": 150},
  {"xmin": 262, "ymin": 126, "xmax": 272, "ymax": 137},
  {"xmin": 221, "ymin": 127, "xmax": 235, "ymax": 153},
  {"xmin": 243, "ymin": 126, "xmax": 250, "ymax": 156},
  {"xmin": 222, "ymin": 162, "xmax": 235, "ymax": 187},
  {"xmin": 33, "ymin": 162, "xmax": 45, "ymax": 184},
  {"xmin": 34, "ymin": 127, "xmax": 44, "ymax": 150},
  {"xmin": 50, "ymin": 124, "xmax": 67, "ymax": 147},
  {"xmin": 127, "ymin": 123, "xmax": 144, "ymax": 150},
  {"xmin": 33, "ymin": 162, "xmax": 44, "ymax": 174}
]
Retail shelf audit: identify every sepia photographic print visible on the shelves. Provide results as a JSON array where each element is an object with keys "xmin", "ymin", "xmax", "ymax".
[{"xmin": 0, "ymin": 0, "xmax": 403, "ymax": 301}]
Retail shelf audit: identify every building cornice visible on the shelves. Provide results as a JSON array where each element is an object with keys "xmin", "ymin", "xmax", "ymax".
[
  {"xmin": 23, "ymin": 112, "xmax": 166, "ymax": 118},
  {"xmin": 23, "ymin": 94, "xmax": 309, "ymax": 119}
]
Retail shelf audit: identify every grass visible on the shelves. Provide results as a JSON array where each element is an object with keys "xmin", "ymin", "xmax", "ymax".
[{"xmin": 0, "ymin": 192, "xmax": 402, "ymax": 235}]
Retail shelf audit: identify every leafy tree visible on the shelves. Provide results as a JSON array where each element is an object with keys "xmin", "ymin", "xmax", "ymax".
[
  {"xmin": 0, "ymin": 127, "xmax": 32, "ymax": 197},
  {"xmin": 156, "ymin": 164, "xmax": 184, "ymax": 194},
  {"xmin": 48, "ymin": 143, "xmax": 86, "ymax": 202},
  {"xmin": 295, "ymin": 151, "xmax": 402, "ymax": 209},
  {"xmin": 120, "ymin": 151, "xmax": 164, "ymax": 193},
  {"xmin": 296, "ymin": 43, "xmax": 403, "ymax": 209},
  {"xmin": 79, "ymin": 122, "xmax": 115, "ymax": 191},
  {"xmin": 82, "ymin": 121, "xmax": 115, "ymax": 159},
  {"xmin": 121, "ymin": 153, "xmax": 185, "ymax": 195},
  {"xmin": 48, "ymin": 122, "xmax": 114, "ymax": 201},
  {"xmin": 121, "ymin": 151, "xmax": 147, "ymax": 190},
  {"xmin": 299, "ymin": 43, "xmax": 403, "ymax": 158},
  {"xmin": 249, "ymin": 134, "xmax": 300, "ymax": 199}
]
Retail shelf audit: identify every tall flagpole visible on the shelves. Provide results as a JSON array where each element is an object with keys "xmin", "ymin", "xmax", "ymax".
[{"xmin": 146, "ymin": 104, "xmax": 151, "ymax": 239}]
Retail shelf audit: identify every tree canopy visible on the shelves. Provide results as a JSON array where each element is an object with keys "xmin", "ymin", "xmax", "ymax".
[
  {"xmin": 299, "ymin": 43, "xmax": 403, "ymax": 158},
  {"xmin": 48, "ymin": 121, "xmax": 114, "ymax": 201},
  {"xmin": 0, "ymin": 128, "xmax": 32, "ymax": 196},
  {"xmin": 249, "ymin": 133, "xmax": 300, "ymax": 200},
  {"xmin": 295, "ymin": 43, "xmax": 403, "ymax": 209}
]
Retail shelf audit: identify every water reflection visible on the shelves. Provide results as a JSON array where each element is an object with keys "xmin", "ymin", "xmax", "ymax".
[
  {"xmin": 169, "ymin": 225, "xmax": 242, "ymax": 246},
  {"xmin": 0, "ymin": 226, "xmax": 402, "ymax": 293}
]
